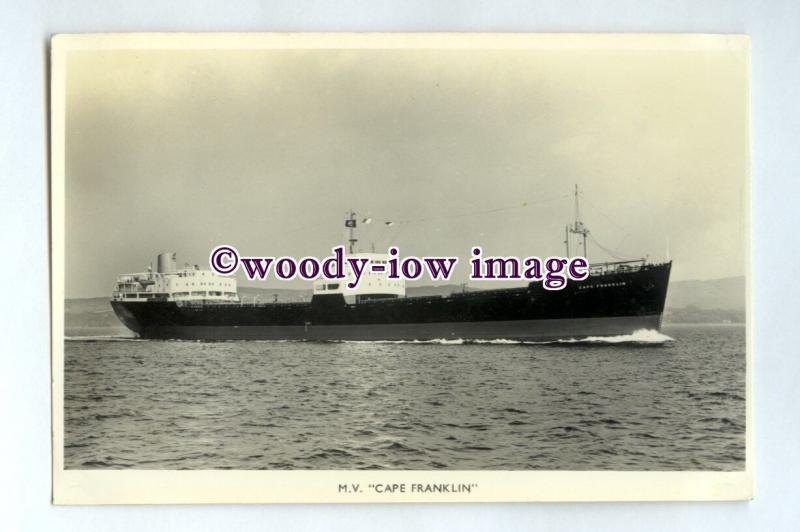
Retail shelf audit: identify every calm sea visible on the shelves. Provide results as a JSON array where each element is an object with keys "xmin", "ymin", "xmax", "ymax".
[{"xmin": 63, "ymin": 324, "xmax": 746, "ymax": 470}]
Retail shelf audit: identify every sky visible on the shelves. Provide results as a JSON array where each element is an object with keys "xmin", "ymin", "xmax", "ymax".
[{"xmin": 64, "ymin": 43, "xmax": 749, "ymax": 298}]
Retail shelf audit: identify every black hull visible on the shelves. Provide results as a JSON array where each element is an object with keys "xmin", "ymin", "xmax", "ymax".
[{"xmin": 111, "ymin": 262, "xmax": 671, "ymax": 341}]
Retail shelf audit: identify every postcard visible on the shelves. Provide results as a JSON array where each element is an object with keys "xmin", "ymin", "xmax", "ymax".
[{"xmin": 51, "ymin": 33, "xmax": 751, "ymax": 503}]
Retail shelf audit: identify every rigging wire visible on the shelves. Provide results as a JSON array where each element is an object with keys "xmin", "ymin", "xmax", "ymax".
[
  {"xmin": 588, "ymin": 234, "xmax": 639, "ymax": 261},
  {"xmin": 580, "ymin": 197, "xmax": 628, "ymax": 233},
  {"xmin": 578, "ymin": 195, "xmax": 638, "ymax": 258},
  {"xmin": 278, "ymin": 189, "xmax": 645, "ymax": 263},
  {"xmin": 371, "ymin": 192, "xmax": 575, "ymax": 249},
  {"xmin": 276, "ymin": 193, "xmax": 574, "ymax": 242},
  {"xmin": 272, "ymin": 191, "xmax": 607, "ymax": 252},
  {"xmin": 379, "ymin": 193, "xmax": 573, "ymax": 226}
]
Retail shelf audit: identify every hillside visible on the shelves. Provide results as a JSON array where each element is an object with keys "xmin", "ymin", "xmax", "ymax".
[{"xmin": 665, "ymin": 277, "xmax": 745, "ymax": 311}]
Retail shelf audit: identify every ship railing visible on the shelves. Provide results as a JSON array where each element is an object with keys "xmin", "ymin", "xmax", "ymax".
[
  {"xmin": 115, "ymin": 272, "xmax": 155, "ymax": 281},
  {"xmin": 588, "ymin": 259, "xmax": 647, "ymax": 276},
  {"xmin": 112, "ymin": 291, "xmax": 140, "ymax": 299},
  {"xmin": 111, "ymin": 291, "xmax": 171, "ymax": 301}
]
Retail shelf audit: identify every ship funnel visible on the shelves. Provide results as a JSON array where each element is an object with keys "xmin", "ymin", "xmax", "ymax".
[{"xmin": 156, "ymin": 252, "xmax": 177, "ymax": 273}]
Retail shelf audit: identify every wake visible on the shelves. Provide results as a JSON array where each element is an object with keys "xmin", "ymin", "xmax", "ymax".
[
  {"xmin": 336, "ymin": 329, "xmax": 674, "ymax": 346},
  {"xmin": 65, "ymin": 335, "xmax": 142, "ymax": 342},
  {"xmin": 64, "ymin": 329, "xmax": 674, "ymax": 346},
  {"xmin": 552, "ymin": 328, "xmax": 674, "ymax": 345}
]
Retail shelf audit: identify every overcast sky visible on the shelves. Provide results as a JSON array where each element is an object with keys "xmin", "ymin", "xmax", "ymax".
[{"xmin": 64, "ymin": 44, "xmax": 748, "ymax": 298}]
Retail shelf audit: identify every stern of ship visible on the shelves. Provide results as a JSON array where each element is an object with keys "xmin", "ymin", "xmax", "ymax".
[{"xmin": 110, "ymin": 300, "xmax": 143, "ymax": 336}]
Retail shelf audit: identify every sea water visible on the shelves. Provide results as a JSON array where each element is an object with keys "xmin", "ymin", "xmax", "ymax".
[{"xmin": 63, "ymin": 324, "xmax": 745, "ymax": 470}]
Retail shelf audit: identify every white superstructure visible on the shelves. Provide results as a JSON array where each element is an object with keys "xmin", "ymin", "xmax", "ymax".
[
  {"xmin": 111, "ymin": 252, "xmax": 238, "ymax": 303},
  {"xmin": 312, "ymin": 252, "xmax": 405, "ymax": 302}
]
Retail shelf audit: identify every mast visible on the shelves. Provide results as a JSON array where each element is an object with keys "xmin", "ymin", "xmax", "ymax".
[
  {"xmin": 346, "ymin": 210, "xmax": 358, "ymax": 254},
  {"xmin": 568, "ymin": 184, "xmax": 589, "ymax": 259}
]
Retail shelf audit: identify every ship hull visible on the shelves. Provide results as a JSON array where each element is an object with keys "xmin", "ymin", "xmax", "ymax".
[
  {"xmin": 111, "ymin": 262, "xmax": 671, "ymax": 342},
  {"xmin": 120, "ymin": 315, "xmax": 664, "ymax": 342}
]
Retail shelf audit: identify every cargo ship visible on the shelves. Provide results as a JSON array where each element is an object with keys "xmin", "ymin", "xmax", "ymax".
[{"xmin": 110, "ymin": 190, "xmax": 671, "ymax": 341}]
